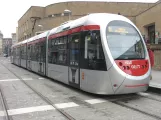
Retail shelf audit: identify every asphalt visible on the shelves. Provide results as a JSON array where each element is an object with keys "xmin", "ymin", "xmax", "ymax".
[{"xmin": 0, "ymin": 56, "xmax": 160, "ymax": 120}]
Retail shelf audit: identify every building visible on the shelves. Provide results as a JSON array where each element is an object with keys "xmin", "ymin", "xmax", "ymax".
[
  {"xmin": 12, "ymin": 33, "xmax": 17, "ymax": 45},
  {"xmin": 2, "ymin": 38, "xmax": 12, "ymax": 56},
  {"xmin": 0, "ymin": 31, "xmax": 3, "ymax": 55},
  {"xmin": 18, "ymin": 1, "xmax": 157, "ymax": 42},
  {"xmin": 16, "ymin": 27, "xmax": 19, "ymax": 44},
  {"xmin": 136, "ymin": 2, "xmax": 161, "ymax": 44}
]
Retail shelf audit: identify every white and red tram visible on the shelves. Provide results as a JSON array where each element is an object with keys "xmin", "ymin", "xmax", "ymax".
[{"xmin": 11, "ymin": 13, "xmax": 151, "ymax": 94}]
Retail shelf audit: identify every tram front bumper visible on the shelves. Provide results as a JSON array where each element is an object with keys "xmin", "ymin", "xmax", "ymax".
[{"xmin": 114, "ymin": 77, "xmax": 150, "ymax": 94}]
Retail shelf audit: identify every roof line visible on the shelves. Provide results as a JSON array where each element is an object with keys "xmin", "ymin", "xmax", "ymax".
[
  {"xmin": 18, "ymin": 6, "xmax": 44, "ymax": 22},
  {"xmin": 136, "ymin": 1, "xmax": 161, "ymax": 16}
]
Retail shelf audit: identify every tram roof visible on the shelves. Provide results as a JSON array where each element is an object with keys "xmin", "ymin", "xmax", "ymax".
[
  {"xmin": 27, "ymin": 30, "xmax": 50, "ymax": 43},
  {"xmin": 48, "ymin": 13, "xmax": 131, "ymax": 36},
  {"xmin": 12, "ymin": 13, "xmax": 133, "ymax": 48}
]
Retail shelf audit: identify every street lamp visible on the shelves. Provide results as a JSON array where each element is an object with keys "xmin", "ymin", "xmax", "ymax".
[
  {"xmin": 38, "ymin": 24, "xmax": 43, "ymax": 31},
  {"xmin": 64, "ymin": 9, "xmax": 72, "ymax": 21},
  {"xmin": 38, "ymin": 24, "xmax": 43, "ymax": 27}
]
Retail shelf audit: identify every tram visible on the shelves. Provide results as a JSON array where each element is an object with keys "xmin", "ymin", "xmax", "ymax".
[{"xmin": 11, "ymin": 13, "xmax": 151, "ymax": 94}]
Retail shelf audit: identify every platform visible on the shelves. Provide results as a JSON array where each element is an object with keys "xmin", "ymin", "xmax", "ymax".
[{"xmin": 149, "ymin": 70, "xmax": 161, "ymax": 89}]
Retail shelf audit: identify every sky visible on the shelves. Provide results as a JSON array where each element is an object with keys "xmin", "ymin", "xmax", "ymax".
[{"xmin": 0, "ymin": 0, "xmax": 158, "ymax": 38}]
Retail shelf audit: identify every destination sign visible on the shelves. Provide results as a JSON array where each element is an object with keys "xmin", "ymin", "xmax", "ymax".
[{"xmin": 108, "ymin": 27, "xmax": 128, "ymax": 34}]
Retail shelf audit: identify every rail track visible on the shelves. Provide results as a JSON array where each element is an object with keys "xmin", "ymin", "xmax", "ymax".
[
  {"xmin": 2, "ymin": 62, "xmax": 161, "ymax": 120},
  {"xmin": 0, "ymin": 85, "xmax": 11, "ymax": 120},
  {"xmin": 1, "ymin": 63, "xmax": 76, "ymax": 120}
]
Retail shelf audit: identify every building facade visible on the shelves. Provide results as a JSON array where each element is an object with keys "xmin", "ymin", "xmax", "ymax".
[
  {"xmin": 2, "ymin": 38, "xmax": 12, "ymax": 56},
  {"xmin": 136, "ymin": 2, "xmax": 161, "ymax": 44},
  {"xmin": 18, "ymin": 1, "xmax": 156, "ymax": 42},
  {"xmin": 0, "ymin": 31, "xmax": 3, "ymax": 55},
  {"xmin": 12, "ymin": 33, "xmax": 17, "ymax": 45}
]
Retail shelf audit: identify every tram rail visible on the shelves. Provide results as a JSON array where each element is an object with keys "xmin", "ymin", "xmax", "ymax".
[
  {"xmin": 2, "ymin": 62, "xmax": 161, "ymax": 120},
  {"xmin": 1, "ymin": 63, "xmax": 76, "ymax": 120},
  {"xmin": 0, "ymin": 85, "xmax": 11, "ymax": 120}
]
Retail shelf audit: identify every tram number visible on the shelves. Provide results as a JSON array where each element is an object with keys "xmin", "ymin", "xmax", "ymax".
[
  {"xmin": 131, "ymin": 65, "xmax": 140, "ymax": 69},
  {"xmin": 125, "ymin": 61, "xmax": 132, "ymax": 65}
]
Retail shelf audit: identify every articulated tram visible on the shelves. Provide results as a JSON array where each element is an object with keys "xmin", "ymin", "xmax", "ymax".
[{"xmin": 11, "ymin": 13, "xmax": 151, "ymax": 94}]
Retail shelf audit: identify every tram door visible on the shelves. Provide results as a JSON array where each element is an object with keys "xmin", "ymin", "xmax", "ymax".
[
  {"xmin": 68, "ymin": 33, "xmax": 80, "ymax": 88},
  {"xmin": 18, "ymin": 47, "xmax": 21, "ymax": 66},
  {"xmin": 38, "ymin": 41, "xmax": 46, "ymax": 75},
  {"xmin": 27, "ymin": 45, "xmax": 31, "ymax": 70},
  {"xmin": 13, "ymin": 48, "xmax": 16, "ymax": 64}
]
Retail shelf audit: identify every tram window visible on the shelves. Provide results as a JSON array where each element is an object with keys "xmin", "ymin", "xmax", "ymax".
[
  {"xmin": 39, "ymin": 41, "xmax": 46, "ymax": 62},
  {"xmin": 17, "ymin": 47, "xmax": 20, "ymax": 58},
  {"xmin": 32, "ymin": 45, "xmax": 35, "ymax": 61},
  {"xmin": 34, "ymin": 43, "xmax": 38, "ymax": 61},
  {"xmin": 83, "ymin": 31, "xmax": 107, "ymax": 71},
  {"xmin": 52, "ymin": 39, "xmax": 58, "ymax": 64},
  {"xmin": 106, "ymin": 21, "xmax": 145, "ymax": 60},
  {"xmin": 13, "ymin": 49, "xmax": 14, "ymax": 57},
  {"xmin": 16, "ymin": 48, "xmax": 18, "ymax": 57},
  {"xmin": 15, "ymin": 48, "xmax": 17, "ymax": 57},
  {"xmin": 31, "ymin": 45, "xmax": 33, "ymax": 60},
  {"xmin": 48, "ymin": 40, "xmax": 52, "ymax": 63},
  {"xmin": 23, "ymin": 46, "xmax": 25, "ymax": 59},
  {"xmin": 70, "ymin": 33, "xmax": 79, "ymax": 49},
  {"xmin": 33, "ymin": 44, "xmax": 37, "ymax": 61},
  {"xmin": 37, "ymin": 44, "xmax": 39, "ymax": 61},
  {"xmin": 30, "ymin": 45, "xmax": 33, "ymax": 60},
  {"xmin": 24, "ymin": 46, "xmax": 26, "ymax": 59},
  {"xmin": 59, "ymin": 38, "xmax": 62, "ymax": 43},
  {"xmin": 27, "ymin": 45, "xmax": 31, "ymax": 60},
  {"xmin": 64, "ymin": 36, "xmax": 67, "ymax": 44},
  {"xmin": 21, "ymin": 46, "xmax": 24, "ymax": 59},
  {"xmin": 69, "ymin": 33, "xmax": 80, "ymax": 65},
  {"xmin": 20, "ymin": 47, "xmax": 22, "ymax": 59},
  {"xmin": 57, "ymin": 37, "xmax": 67, "ymax": 64},
  {"xmin": 22, "ymin": 46, "xmax": 25, "ymax": 59},
  {"xmin": 17, "ymin": 48, "xmax": 19, "ymax": 57},
  {"xmin": 48, "ymin": 36, "xmax": 67, "ymax": 65},
  {"xmin": 14, "ymin": 49, "xmax": 15, "ymax": 56},
  {"xmin": 48, "ymin": 39, "xmax": 57, "ymax": 64}
]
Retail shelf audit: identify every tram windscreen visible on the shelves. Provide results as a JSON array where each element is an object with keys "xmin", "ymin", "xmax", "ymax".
[{"xmin": 106, "ymin": 20, "xmax": 145, "ymax": 60}]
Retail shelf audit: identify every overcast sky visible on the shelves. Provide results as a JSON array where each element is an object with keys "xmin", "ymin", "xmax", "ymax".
[{"xmin": 0, "ymin": 0, "xmax": 158, "ymax": 38}]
